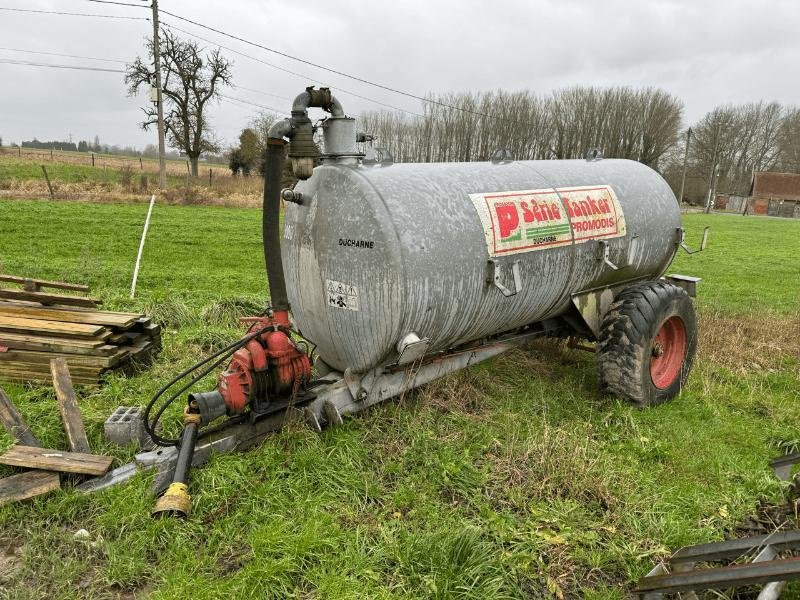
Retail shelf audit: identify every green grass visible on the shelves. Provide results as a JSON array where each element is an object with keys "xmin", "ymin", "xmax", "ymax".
[
  {"xmin": 0, "ymin": 157, "xmax": 190, "ymax": 188},
  {"xmin": 0, "ymin": 201, "xmax": 798, "ymax": 599}
]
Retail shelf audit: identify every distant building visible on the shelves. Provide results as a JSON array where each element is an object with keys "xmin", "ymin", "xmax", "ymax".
[{"xmin": 747, "ymin": 171, "xmax": 800, "ymax": 218}]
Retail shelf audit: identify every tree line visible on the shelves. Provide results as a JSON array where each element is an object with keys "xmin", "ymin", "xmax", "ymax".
[{"xmin": 354, "ymin": 88, "xmax": 800, "ymax": 204}]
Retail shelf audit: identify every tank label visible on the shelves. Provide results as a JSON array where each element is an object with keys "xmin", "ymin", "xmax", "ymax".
[
  {"xmin": 326, "ymin": 279, "xmax": 359, "ymax": 311},
  {"xmin": 469, "ymin": 185, "xmax": 626, "ymax": 256}
]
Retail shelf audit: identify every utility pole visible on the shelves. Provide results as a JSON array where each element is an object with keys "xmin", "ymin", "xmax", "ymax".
[
  {"xmin": 704, "ymin": 131, "xmax": 721, "ymax": 214},
  {"xmin": 151, "ymin": 0, "xmax": 167, "ymax": 190},
  {"xmin": 677, "ymin": 127, "xmax": 691, "ymax": 206}
]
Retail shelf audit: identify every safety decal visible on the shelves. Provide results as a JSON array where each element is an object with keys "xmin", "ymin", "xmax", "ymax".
[
  {"xmin": 469, "ymin": 184, "xmax": 626, "ymax": 257},
  {"xmin": 325, "ymin": 279, "xmax": 359, "ymax": 311}
]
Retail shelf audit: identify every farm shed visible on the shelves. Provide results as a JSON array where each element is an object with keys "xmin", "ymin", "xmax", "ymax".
[{"xmin": 746, "ymin": 171, "xmax": 800, "ymax": 218}]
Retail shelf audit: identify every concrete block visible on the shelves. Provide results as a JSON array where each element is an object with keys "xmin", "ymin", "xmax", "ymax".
[{"xmin": 104, "ymin": 406, "xmax": 148, "ymax": 448}]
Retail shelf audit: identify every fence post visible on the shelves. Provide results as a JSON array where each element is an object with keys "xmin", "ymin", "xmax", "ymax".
[
  {"xmin": 40, "ymin": 165, "xmax": 54, "ymax": 200},
  {"xmin": 140, "ymin": 157, "xmax": 143, "ymax": 170},
  {"xmin": 209, "ymin": 169, "xmax": 213, "ymax": 187},
  {"xmin": 91, "ymin": 152, "xmax": 95, "ymax": 167},
  {"xmin": 18, "ymin": 146, "xmax": 21, "ymax": 157}
]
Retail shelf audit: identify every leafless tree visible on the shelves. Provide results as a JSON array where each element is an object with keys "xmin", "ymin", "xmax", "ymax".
[
  {"xmin": 358, "ymin": 86, "xmax": 681, "ymax": 170},
  {"xmin": 778, "ymin": 108, "xmax": 800, "ymax": 173},
  {"xmin": 685, "ymin": 102, "xmax": 784, "ymax": 200},
  {"xmin": 126, "ymin": 29, "xmax": 232, "ymax": 176}
]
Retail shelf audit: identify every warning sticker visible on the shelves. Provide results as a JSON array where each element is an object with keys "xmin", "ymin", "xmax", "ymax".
[
  {"xmin": 469, "ymin": 185, "xmax": 626, "ymax": 257},
  {"xmin": 325, "ymin": 279, "xmax": 359, "ymax": 311}
]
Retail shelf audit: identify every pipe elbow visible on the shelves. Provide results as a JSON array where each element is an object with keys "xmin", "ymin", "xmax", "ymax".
[
  {"xmin": 268, "ymin": 118, "xmax": 293, "ymax": 141},
  {"xmin": 291, "ymin": 91, "xmax": 313, "ymax": 113},
  {"xmin": 328, "ymin": 96, "xmax": 344, "ymax": 117}
]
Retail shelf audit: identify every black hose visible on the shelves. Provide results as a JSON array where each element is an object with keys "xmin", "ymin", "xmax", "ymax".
[
  {"xmin": 143, "ymin": 325, "xmax": 271, "ymax": 447},
  {"xmin": 263, "ymin": 140, "xmax": 289, "ymax": 311}
]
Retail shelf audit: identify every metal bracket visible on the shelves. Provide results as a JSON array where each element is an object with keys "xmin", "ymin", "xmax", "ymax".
[
  {"xmin": 585, "ymin": 147, "xmax": 603, "ymax": 161},
  {"xmin": 678, "ymin": 226, "xmax": 710, "ymax": 254},
  {"xmin": 363, "ymin": 147, "xmax": 394, "ymax": 166},
  {"xmin": 343, "ymin": 367, "xmax": 382, "ymax": 402},
  {"xmin": 487, "ymin": 259, "xmax": 522, "ymax": 297},
  {"xmin": 489, "ymin": 148, "xmax": 514, "ymax": 163},
  {"xmin": 596, "ymin": 240, "xmax": 619, "ymax": 270},
  {"xmin": 396, "ymin": 332, "xmax": 430, "ymax": 365}
]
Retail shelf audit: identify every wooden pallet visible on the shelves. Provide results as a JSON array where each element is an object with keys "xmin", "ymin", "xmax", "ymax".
[{"xmin": 0, "ymin": 276, "xmax": 160, "ymax": 386}]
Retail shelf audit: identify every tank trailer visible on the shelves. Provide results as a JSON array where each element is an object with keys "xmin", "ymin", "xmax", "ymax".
[{"xmin": 148, "ymin": 87, "xmax": 705, "ymax": 517}]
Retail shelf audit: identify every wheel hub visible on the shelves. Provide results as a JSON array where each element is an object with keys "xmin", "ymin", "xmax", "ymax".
[{"xmin": 649, "ymin": 316, "xmax": 688, "ymax": 389}]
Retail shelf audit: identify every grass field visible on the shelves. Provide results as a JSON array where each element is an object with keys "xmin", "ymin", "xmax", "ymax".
[
  {"xmin": 0, "ymin": 201, "xmax": 798, "ymax": 599},
  {"xmin": 0, "ymin": 149, "xmax": 261, "ymax": 206}
]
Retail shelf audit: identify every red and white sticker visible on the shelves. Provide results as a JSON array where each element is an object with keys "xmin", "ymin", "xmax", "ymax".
[{"xmin": 469, "ymin": 184, "xmax": 626, "ymax": 257}]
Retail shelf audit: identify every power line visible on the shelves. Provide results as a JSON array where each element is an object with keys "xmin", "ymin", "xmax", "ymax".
[
  {"xmin": 232, "ymin": 85, "xmax": 292, "ymax": 102},
  {"xmin": 0, "ymin": 47, "xmax": 128, "ymax": 64},
  {"xmin": 0, "ymin": 58, "xmax": 125, "ymax": 73},
  {"xmin": 159, "ymin": 9, "xmax": 505, "ymax": 122},
  {"xmin": 161, "ymin": 20, "xmax": 426, "ymax": 119},
  {"xmin": 218, "ymin": 93, "xmax": 287, "ymax": 115},
  {"xmin": 0, "ymin": 6, "xmax": 148, "ymax": 20},
  {"xmin": 82, "ymin": 0, "xmax": 149, "ymax": 7}
]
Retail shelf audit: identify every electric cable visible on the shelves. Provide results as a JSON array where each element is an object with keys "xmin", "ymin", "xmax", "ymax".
[
  {"xmin": 82, "ymin": 0, "xmax": 149, "ymax": 7},
  {"xmin": 159, "ymin": 9, "xmax": 516, "ymax": 123},
  {"xmin": 0, "ymin": 58, "xmax": 125, "ymax": 73},
  {"xmin": 0, "ymin": 6, "xmax": 148, "ymax": 20},
  {"xmin": 0, "ymin": 46, "xmax": 128, "ymax": 64},
  {"xmin": 161, "ymin": 21, "xmax": 427, "ymax": 119}
]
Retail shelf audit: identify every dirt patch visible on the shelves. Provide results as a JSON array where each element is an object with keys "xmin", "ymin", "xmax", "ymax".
[
  {"xmin": 697, "ymin": 311, "xmax": 800, "ymax": 375},
  {"xmin": 0, "ymin": 540, "xmax": 24, "ymax": 584},
  {"xmin": 415, "ymin": 368, "xmax": 488, "ymax": 415},
  {"xmin": 484, "ymin": 424, "xmax": 619, "ymax": 512}
]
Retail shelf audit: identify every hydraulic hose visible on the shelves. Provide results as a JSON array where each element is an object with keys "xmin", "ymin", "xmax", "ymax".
[{"xmin": 263, "ymin": 139, "xmax": 289, "ymax": 311}]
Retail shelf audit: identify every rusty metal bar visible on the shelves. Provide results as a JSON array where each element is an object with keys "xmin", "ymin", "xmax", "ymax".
[
  {"xmin": 636, "ymin": 556, "xmax": 800, "ymax": 594},
  {"xmin": 670, "ymin": 530, "xmax": 800, "ymax": 564}
]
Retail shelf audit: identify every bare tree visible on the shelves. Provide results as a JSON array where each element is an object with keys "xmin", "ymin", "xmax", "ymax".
[
  {"xmin": 126, "ymin": 29, "xmax": 232, "ymax": 176},
  {"xmin": 358, "ymin": 86, "xmax": 681, "ymax": 169},
  {"xmin": 778, "ymin": 108, "xmax": 800, "ymax": 173}
]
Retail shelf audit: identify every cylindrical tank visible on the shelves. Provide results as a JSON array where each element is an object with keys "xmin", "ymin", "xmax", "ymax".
[{"xmin": 282, "ymin": 158, "xmax": 679, "ymax": 373}]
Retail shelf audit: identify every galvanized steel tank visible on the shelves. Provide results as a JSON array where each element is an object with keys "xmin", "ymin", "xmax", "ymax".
[{"xmin": 282, "ymin": 157, "xmax": 679, "ymax": 373}]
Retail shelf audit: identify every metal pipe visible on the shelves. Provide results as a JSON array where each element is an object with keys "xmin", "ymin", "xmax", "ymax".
[{"xmin": 262, "ymin": 87, "xmax": 345, "ymax": 311}]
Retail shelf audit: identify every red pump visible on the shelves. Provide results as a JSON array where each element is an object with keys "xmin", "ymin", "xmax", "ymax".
[{"xmin": 217, "ymin": 310, "xmax": 312, "ymax": 416}]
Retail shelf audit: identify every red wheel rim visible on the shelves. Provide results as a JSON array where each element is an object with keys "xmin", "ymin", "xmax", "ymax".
[{"xmin": 650, "ymin": 316, "xmax": 687, "ymax": 389}]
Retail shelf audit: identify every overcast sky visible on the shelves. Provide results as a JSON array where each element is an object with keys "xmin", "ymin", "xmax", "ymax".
[{"xmin": 1, "ymin": 0, "xmax": 798, "ymax": 151}]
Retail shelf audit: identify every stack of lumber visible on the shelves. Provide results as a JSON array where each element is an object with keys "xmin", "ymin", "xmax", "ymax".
[
  {"xmin": 0, "ymin": 361, "xmax": 114, "ymax": 506},
  {"xmin": 0, "ymin": 275, "xmax": 161, "ymax": 385}
]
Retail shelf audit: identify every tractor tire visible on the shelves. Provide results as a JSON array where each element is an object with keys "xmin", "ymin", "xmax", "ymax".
[{"xmin": 597, "ymin": 280, "xmax": 697, "ymax": 407}]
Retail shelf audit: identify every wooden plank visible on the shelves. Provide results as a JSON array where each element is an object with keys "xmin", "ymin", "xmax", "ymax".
[
  {"xmin": 0, "ymin": 371, "xmax": 101, "ymax": 387},
  {"xmin": 50, "ymin": 359, "xmax": 91, "ymax": 454},
  {"xmin": 0, "ymin": 315, "xmax": 107, "ymax": 338},
  {"xmin": 0, "ymin": 349, "xmax": 121, "ymax": 368},
  {"xmin": 0, "ymin": 445, "xmax": 112, "ymax": 475},
  {"xmin": 0, "ymin": 289, "xmax": 101, "ymax": 308},
  {"xmin": 0, "ymin": 304, "xmax": 138, "ymax": 328},
  {"xmin": 0, "ymin": 332, "xmax": 113, "ymax": 356},
  {"xmin": 0, "ymin": 275, "xmax": 90, "ymax": 293},
  {"xmin": 0, "ymin": 385, "xmax": 40, "ymax": 446},
  {"xmin": 0, "ymin": 470, "xmax": 60, "ymax": 506}
]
